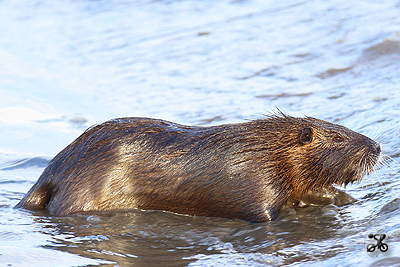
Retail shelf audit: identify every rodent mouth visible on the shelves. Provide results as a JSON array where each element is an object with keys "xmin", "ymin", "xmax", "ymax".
[
  {"xmin": 344, "ymin": 149, "xmax": 381, "ymax": 186},
  {"xmin": 320, "ymin": 141, "xmax": 382, "ymax": 189}
]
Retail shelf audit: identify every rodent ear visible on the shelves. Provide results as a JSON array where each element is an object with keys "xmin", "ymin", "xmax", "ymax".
[{"xmin": 299, "ymin": 127, "xmax": 313, "ymax": 145}]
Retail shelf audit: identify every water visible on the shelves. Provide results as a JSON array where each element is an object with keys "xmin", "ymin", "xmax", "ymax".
[{"xmin": 1, "ymin": 0, "xmax": 400, "ymax": 266}]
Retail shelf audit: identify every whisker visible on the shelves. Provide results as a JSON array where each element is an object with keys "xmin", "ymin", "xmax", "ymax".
[
  {"xmin": 370, "ymin": 120, "xmax": 399, "ymax": 143},
  {"xmin": 379, "ymin": 156, "xmax": 391, "ymax": 170},
  {"xmin": 372, "ymin": 128, "xmax": 388, "ymax": 143},
  {"xmin": 370, "ymin": 155, "xmax": 383, "ymax": 187},
  {"xmin": 384, "ymin": 153, "xmax": 400, "ymax": 167},
  {"xmin": 365, "ymin": 155, "xmax": 375, "ymax": 185},
  {"xmin": 381, "ymin": 153, "xmax": 400, "ymax": 174},
  {"xmin": 362, "ymin": 155, "xmax": 368, "ymax": 178}
]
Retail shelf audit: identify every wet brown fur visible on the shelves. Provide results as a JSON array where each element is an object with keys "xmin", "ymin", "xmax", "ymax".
[{"xmin": 15, "ymin": 113, "xmax": 381, "ymax": 222}]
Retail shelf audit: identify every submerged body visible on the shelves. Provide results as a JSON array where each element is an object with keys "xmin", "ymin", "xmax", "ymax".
[{"xmin": 16, "ymin": 114, "xmax": 381, "ymax": 222}]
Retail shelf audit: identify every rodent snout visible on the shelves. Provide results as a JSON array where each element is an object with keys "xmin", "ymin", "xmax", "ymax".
[{"xmin": 369, "ymin": 142, "xmax": 381, "ymax": 155}]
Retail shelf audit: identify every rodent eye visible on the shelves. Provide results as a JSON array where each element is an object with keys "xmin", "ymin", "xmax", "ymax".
[
  {"xmin": 299, "ymin": 127, "xmax": 313, "ymax": 145},
  {"xmin": 333, "ymin": 136, "xmax": 344, "ymax": 142}
]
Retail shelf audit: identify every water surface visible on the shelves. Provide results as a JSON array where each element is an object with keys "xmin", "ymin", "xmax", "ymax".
[{"xmin": 1, "ymin": 0, "xmax": 400, "ymax": 266}]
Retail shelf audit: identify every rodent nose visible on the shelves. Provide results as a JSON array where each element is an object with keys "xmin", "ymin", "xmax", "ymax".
[
  {"xmin": 364, "ymin": 138, "xmax": 381, "ymax": 155},
  {"xmin": 375, "ymin": 143, "xmax": 381, "ymax": 154},
  {"xmin": 371, "ymin": 142, "xmax": 381, "ymax": 155}
]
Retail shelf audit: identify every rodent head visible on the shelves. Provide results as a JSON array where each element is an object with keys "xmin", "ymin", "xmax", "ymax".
[{"xmin": 257, "ymin": 114, "xmax": 381, "ymax": 194}]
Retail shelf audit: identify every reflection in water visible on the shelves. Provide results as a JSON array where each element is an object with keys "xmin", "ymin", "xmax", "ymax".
[
  {"xmin": 1, "ymin": 0, "xmax": 400, "ymax": 266},
  {"xmin": 35, "ymin": 206, "xmax": 346, "ymax": 266}
]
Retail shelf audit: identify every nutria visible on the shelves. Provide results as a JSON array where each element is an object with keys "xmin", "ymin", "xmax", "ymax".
[{"xmin": 15, "ymin": 113, "xmax": 381, "ymax": 222}]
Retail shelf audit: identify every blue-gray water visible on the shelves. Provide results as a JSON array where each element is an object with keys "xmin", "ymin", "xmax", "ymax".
[{"xmin": 1, "ymin": 0, "xmax": 400, "ymax": 266}]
